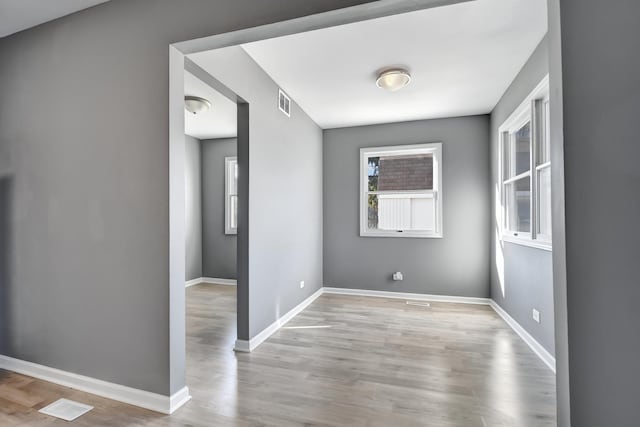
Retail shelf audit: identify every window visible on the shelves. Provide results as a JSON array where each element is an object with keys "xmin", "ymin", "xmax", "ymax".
[
  {"xmin": 225, "ymin": 156, "xmax": 238, "ymax": 235},
  {"xmin": 499, "ymin": 76, "xmax": 551, "ymax": 250},
  {"xmin": 360, "ymin": 142, "xmax": 442, "ymax": 238}
]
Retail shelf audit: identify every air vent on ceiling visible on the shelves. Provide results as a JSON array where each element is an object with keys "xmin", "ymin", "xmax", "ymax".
[{"xmin": 278, "ymin": 89, "xmax": 291, "ymax": 117}]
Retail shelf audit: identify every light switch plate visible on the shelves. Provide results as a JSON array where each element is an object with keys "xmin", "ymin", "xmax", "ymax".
[{"xmin": 532, "ymin": 309, "xmax": 540, "ymax": 323}]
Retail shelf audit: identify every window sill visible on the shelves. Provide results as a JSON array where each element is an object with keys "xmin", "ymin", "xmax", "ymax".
[
  {"xmin": 501, "ymin": 235, "xmax": 552, "ymax": 251},
  {"xmin": 360, "ymin": 231, "xmax": 443, "ymax": 239}
]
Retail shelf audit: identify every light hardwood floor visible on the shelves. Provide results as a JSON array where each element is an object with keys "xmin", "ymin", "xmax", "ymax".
[{"xmin": 0, "ymin": 284, "xmax": 556, "ymax": 426}]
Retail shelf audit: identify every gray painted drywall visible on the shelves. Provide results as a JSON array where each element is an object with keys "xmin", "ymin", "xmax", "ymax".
[
  {"xmin": 0, "ymin": 0, "xmax": 371, "ymax": 396},
  {"xmin": 201, "ymin": 138, "xmax": 237, "ymax": 279},
  {"xmin": 501, "ymin": 242, "xmax": 554, "ymax": 352},
  {"xmin": 185, "ymin": 135, "xmax": 202, "ymax": 281},
  {"xmin": 0, "ymin": 176, "xmax": 11, "ymax": 355},
  {"xmin": 489, "ymin": 36, "xmax": 556, "ymax": 355},
  {"xmin": 323, "ymin": 116, "xmax": 490, "ymax": 297},
  {"xmin": 190, "ymin": 46, "xmax": 324, "ymax": 338},
  {"xmin": 558, "ymin": 1, "xmax": 640, "ymax": 425},
  {"xmin": 236, "ymin": 103, "xmax": 250, "ymax": 341},
  {"xmin": 547, "ymin": 0, "xmax": 569, "ymax": 424}
]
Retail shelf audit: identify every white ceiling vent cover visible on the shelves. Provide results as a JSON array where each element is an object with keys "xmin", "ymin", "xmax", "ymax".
[
  {"xmin": 278, "ymin": 89, "xmax": 291, "ymax": 117},
  {"xmin": 39, "ymin": 398, "xmax": 94, "ymax": 421}
]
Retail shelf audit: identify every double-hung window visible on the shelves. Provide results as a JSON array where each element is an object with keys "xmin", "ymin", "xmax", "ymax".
[
  {"xmin": 360, "ymin": 142, "xmax": 442, "ymax": 238},
  {"xmin": 225, "ymin": 156, "xmax": 238, "ymax": 235},
  {"xmin": 499, "ymin": 76, "xmax": 551, "ymax": 249}
]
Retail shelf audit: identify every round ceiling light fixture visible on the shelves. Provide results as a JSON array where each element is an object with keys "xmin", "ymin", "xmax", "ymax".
[
  {"xmin": 376, "ymin": 68, "xmax": 412, "ymax": 92},
  {"xmin": 184, "ymin": 96, "xmax": 212, "ymax": 115}
]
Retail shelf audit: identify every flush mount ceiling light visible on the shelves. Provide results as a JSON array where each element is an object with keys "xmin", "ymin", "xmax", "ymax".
[
  {"xmin": 376, "ymin": 68, "xmax": 412, "ymax": 92},
  {"xmin": 184, "ymin": 96, "xmax": 211, "ymax": 115}
]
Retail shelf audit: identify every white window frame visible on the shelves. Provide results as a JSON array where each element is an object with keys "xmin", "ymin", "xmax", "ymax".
[
  {"xmin": 498, "ymin": 75, "xmax": 551, "ymax": 251},
  {"xmin": 359, "ymin": 142, "xmax": 443, "ymax": 238},
  {"xmin": 224, "ymin": 156, "xmax": 238, "ymax": 235}
]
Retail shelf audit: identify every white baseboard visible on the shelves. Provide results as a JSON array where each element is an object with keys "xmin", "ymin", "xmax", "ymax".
[
  {"xmin": 202, "ymin": 277, "xmax": 237, "ymax": 286},
  {"xmin": 0, "ymin": 355, "xmax": 190, "ymax": 414},
  {"xmin": 185, "ymin": 278, "xmax": 202, "ymax": 288},
  {"xmin": 322, "ymin": 287, "xmax": 491, "ymax": 305},
  {"xmin": 489, "ymin": 300, "xmax": 556, "ymax": 373},
  {"xmin": 169, "ymin": 386, "xmax": 191, "ymax": 414},
  {"xmin": 233, "ymin": 339, "xmax": 251, "ymax": 352},
  {"xmin": 185, "ymin": 277, "xmax": 237, "ymax": 287},
  {"xmin": 234, "ymin": 287, "xmax": 324, "ymax": 352}
]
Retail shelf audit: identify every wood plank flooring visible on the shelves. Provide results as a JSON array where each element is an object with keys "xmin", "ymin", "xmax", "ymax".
[{"xmin": 0, "ymin": 284, "xmax": 556, "ymax": 426}]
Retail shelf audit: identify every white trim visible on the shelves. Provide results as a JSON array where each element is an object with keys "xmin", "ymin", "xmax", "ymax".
[
  {"xmin": 323, "ymin": 287, "xmax": 490, "ymax": 305},
  {"xmin": 185, "ymin": 277, "xmax": 237, "ymax": 287},
  {"xmin": 502, "ymin": 235, "xmax": 553, "ymax": 252},
  {"xmin": 234, "ymin": 287, "xmax": 324, "ymax": 352},
  {"xmin": 202, "ymin": 277, "xmax": 237, "ymax": 286},
  {"xmin": 169, "ymin": 386, "xmax": 192, "ymax": 414},
  {"xmin": 233, "ymin": 339, "xmax": 251, "ymax": 352},
  {"xmin": 503, "ymin": 170, "xmax": 531, "ymax": 185},
  {"xmin": 489, "ymin": 300, "xmax": 556, "ymax": 373},
  {"xmin": 499, "ymin": 75, "xmax": 550, "ymax": 133},
  {"xmin": 360, "ymin": 230, "xmax": 443, "ymax": 239},
  {"xmin": 185, "ymin": 278, "xmax": 202, "ymax": 288},
  {"xmin": 360, "ymin": 142, "xmax": 443, "ymax": 239},
  {"xmin": 536, "ymin": 161, "xmax": 551, "ymax": 171},
  {"xmin": 224, "ymin": 156, "xmax": 238, "ymax": 235},
  {"xmin": 498, "ymin": 75, "xmax": 552, "ymax": 250},
  {"xmin": 0, "ymin": 355, "xmax": 191, "ymax": 414}
]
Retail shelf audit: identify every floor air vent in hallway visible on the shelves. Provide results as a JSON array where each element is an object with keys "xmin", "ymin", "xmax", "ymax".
[
  {"xmin": 39, "ymin": 398, "xmax": 93, "ymax": 421},
  {"xmin": 405, "ymin": 300, "xmax": 431, "ymax": 307}
]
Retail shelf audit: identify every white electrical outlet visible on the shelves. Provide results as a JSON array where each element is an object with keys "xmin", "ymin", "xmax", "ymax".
[
  {"xmin": 392, "ymin": 272, "xmax": 403, "ymax": 281},
  {"xmin": 299, "ymin": 281, "xmax": 305, "ymax": 289},
  {"xmin": 532, "ymin": 308, "xmax": 540, "ymax": 323}
]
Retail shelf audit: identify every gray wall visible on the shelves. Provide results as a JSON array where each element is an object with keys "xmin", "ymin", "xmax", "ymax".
[
  {"xmin": 190, "ymin": 47, "xmax": 324, "ymax": 338},
  {"xmin": 0, "ymin": 0, "xmax": 370, "ymax": 396},
  {"xmin": 323, "ymin": 116, "xmax": 490, "ymax": 297},
  {"xmin": 0, "ymin": 177, "xmax": 12, "ymax": 355},
  {"xmin": 201, "ymin": 138, "xmax": 237, "ymax": 279},
  {"xmin": 185, "ymin": 135, "xmax": 202, "ymax": 281},
  {"xmin": 489, "ymin": 36, "xmax": 555, "ymax": 355},
  {"xmin": 558, "ymin": 1, "xmax": 640, "ymax": 425}
]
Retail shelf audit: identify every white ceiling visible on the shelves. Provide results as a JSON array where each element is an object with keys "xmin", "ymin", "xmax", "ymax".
[
  {"xmin": 241, "ymin": 0, "xmax": 548, "ymax": 129},
  {"xmin": 184, "ymin": 71, "xmax": 237, "ymax": 140},
  {"xmin": 0, "ymin": 0, "xmax": 110, "ymax": 38}
]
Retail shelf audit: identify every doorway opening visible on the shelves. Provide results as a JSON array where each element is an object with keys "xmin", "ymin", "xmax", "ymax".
[
  {"xmin": 169, "ymin": 0, "xmax": 565, "ymax": 423},
  {"xmin": 183, "ymin": 63, "xmax": 241, "ymax": 367}
]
